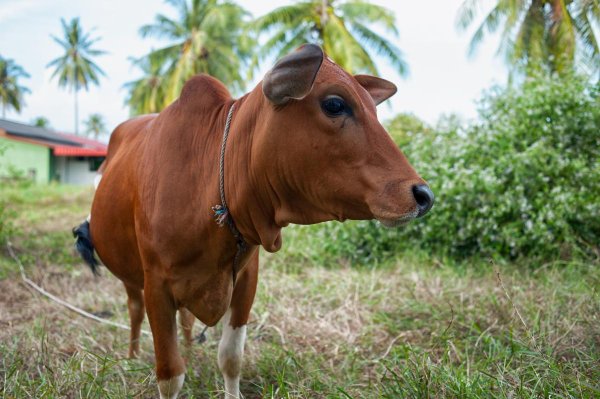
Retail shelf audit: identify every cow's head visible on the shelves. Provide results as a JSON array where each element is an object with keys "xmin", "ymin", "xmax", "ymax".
[{"xmin": 252, "ymin": 44, "xmax": 433, "ymax": 248}]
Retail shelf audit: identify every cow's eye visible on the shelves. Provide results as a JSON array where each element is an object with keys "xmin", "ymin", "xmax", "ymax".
[{"xmin": 321, "ymin": 96, "xmax": 351, "ymax": 117}]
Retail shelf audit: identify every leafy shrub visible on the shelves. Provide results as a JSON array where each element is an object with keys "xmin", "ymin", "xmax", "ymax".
[
  {"xmin": 280, "ymin": 220, "xmax": 407, "ymax": 267},
  {"xmin": 284, "ymin": 74, "xmax": 599, "ymax": 265},
  {"xmin": 385, "ymin": 112, "xmax": 432, "ymax": 146},
  {"xmin": 1, "ymin": 165, "xmax": 34, "ymax": 188},
  {"xmin": 399, "ymin": 74, "xmax": 600, "ymax": 261}
]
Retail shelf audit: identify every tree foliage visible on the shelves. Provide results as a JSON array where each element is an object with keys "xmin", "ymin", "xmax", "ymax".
[
  {"xmin": 31, "ymin": 117, "xmax": 51, "ymax": 129},
  {"xmin": 126, "ymin": 0, "xmax": 254, "ymax": 115},
  {"xmin": 84, "ymin": 113, "xmax": 107, "ymax": 140},
  {"xmin": 385, "ymin": 112, "xmax": 432, "ymax": 147},
  {"xmin": 124, "ymin": 55, "xmax": 166, "ymax": 115},
  {"xmin": 399, "ymin": 73, "xmax": 600, "ymax": 261},
  {"xmin": 0, "ymin": 56, "xmax": 30, "ymax": 118},
  {"xmin": 254, "ymin": 0, "xmax": 407, "ymax": 76},
  {"xmin": 457, "ymin": 0, "xmax": 600, "ymax": 77}
]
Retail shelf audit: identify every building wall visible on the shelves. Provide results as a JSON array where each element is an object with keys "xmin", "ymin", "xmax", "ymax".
[
  {"xmin": 0, "ymin": 137, "xmax": 50, "ymax": 183},
  {"xmin": 54, "ymin": 156, "xmax": 98, "ymax": 185}
]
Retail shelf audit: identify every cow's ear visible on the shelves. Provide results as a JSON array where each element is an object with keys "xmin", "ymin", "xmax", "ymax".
[
  {"xmin": 263, "ymin": 44, "xmax": 324, "ymax": 105},
  {"xmin": 354, "ymin": 74, "xmax": 397, "ymax": 105}
]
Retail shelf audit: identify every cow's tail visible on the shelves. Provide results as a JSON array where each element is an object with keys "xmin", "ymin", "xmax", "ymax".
[
  {"xmin": 73, "ymin": 170, "xmax": 104, "ymax": 276},
  {"xmin": 72, "ymin": 220, "xmax": 100, "ymax": 276}
]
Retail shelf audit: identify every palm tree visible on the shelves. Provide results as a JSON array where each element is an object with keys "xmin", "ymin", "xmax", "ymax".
[
  {"xmin": 132, "ymin": 0, "xmax": 254, "ymax": 113},
  {"xmin": 0, "ymin": 56, "xmax": 30, "ymax": 118},
  {"xmin": 253, "ymin": 0, "xmax": 407, "ymax": 77},
  {"xmin": 84, "ymin": 113, "xmax": 107, "ymax": 140},
  {"xmin": 457, "ymin": 0, "xmax": 600, "ymax": 76},
  {"xmin": 124, "ymin": 54, "xmax": 167, "ymax": 115},
  {"xmin": 31, "ymin": 117, "xmax": 51, "ymax": 129},
  {"xmin": 47, "ymin": 18, "xmax": 106, "ymax": 135}
]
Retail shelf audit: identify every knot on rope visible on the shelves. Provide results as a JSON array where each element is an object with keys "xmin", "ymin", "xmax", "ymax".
[{"xmin": 212, "ymin": 204, "xmax": 229, "ymax": 227}]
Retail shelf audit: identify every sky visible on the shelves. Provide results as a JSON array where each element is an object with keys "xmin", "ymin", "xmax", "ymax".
[{"xmin": 0, "ymin": 0, "xmax": 505, "ymax": 138}]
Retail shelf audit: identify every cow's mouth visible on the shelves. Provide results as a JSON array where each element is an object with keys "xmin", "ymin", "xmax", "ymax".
[{"xmin": 375, "ymin": 209, "xmax": 419, "ymax": 228}]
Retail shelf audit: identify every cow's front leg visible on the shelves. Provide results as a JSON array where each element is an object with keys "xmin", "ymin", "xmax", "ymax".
[
  {"xmin": 218, "ymin": 309, "xmax": 246, "ymax": 398},
  {"xmin": 218, "ymin": 254, "xmax": 258, "ymax": 398},
  {"xmin": 144, "ymin": 277, "xmax": 185, "ymax": 399}
]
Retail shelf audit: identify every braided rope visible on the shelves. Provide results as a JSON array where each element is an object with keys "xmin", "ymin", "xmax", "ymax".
[
  {"xmin": 212, "ymin": 101, "xmax": 248, "ymax": 285},
  {"xmin": 219, "ymin": 102, "xmax": 236, "ymax": 210}
]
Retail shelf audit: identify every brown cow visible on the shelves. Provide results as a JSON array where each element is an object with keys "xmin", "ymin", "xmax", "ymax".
[{"xmin": 73, "ymin": 44, "xmax": 433, "ymax": 398}]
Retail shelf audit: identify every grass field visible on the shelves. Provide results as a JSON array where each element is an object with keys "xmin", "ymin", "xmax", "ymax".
[{"xmin": 1, "ymin": 184, "xmax": 599, "ymax": 398}]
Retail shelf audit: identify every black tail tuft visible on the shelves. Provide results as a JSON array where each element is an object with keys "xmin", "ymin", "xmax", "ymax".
[{"xmin": 72, "ymin": 220, "xmax": 101, "ymax": 276}]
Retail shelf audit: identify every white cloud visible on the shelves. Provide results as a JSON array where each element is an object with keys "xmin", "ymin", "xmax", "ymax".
[{"xmin": 0, "ymin": 0, "xmax": 38, "ymax": 22}]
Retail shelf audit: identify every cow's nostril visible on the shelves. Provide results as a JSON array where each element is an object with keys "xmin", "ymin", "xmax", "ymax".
[{"xmin": 412, "ymin": 184, "xmax": 434, "ymax": 217}]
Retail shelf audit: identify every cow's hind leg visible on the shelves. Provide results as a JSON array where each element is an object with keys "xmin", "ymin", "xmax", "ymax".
[
  {"xmin": 124, "ymin": 283, "xmax": 145, "ymax": 358},
  {"xmin": 145, "ymin": 277, "xmax": 185, "ymax": 399},
  {"xmin": 218, "ymin": 253, "xmax": 259, "ymax": 398},
  {"xmin": 179, "ymin": 307, "xmax": 195, "ymax": 346}
]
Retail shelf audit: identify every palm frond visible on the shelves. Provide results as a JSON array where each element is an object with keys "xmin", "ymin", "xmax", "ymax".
[
  {"xmin": 458, "ymin": 0, "xmax": 600, "ymax": 77},
  {"xmin": 139, "ymin": 15, "xmax": 183, "ymax": 39},
  {"xmin": 130, "ymin": 0, "xmax": 253, "ymax": 110},
  {"xmin": 338, "ymin": 1, "xmax": 397, "ymax": 34},
  {"xmin": 253, "ymin": 3, "xmax": 315, "ymax": 31},
  {"xmin": 323, "ymin": 14, "xmax": 376, "ymax": 74},
  {"xmin": 466, "ymin": 3, "xmax": 512, "ymax": 57},
  {"xmin": 254, "ymin": 0, "xmax": 407, "ymax": 78},
  {"xmin": 0, "ymin": 56, "xmax": 30, "ymax": 114},
  {"xmin": 350, "ymin": 21, "xmax": 407, "ymax": 76}
]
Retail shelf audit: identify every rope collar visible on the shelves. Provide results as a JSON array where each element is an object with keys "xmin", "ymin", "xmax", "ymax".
[{"xmin": 212, "ymin": 102, "xmax": 248, "ymax": 285}]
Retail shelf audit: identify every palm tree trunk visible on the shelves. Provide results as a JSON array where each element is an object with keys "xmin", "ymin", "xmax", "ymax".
[
  {"xmin": 552, "ymin": 0, "xmax": 563, "ymax": 23},
  {"xmin": 74, "ymin": 86, "xmax": 79, "ymax": 135},
  {"xmin": 2, "ymin": 105, "xmax": 5, "ymax": 119}
]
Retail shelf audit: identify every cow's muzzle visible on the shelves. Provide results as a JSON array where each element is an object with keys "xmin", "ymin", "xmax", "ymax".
[
  {"xmin": 412, "ymin": 184, "xmax": 434, "ymax": 218},
  {"xmin": 370, "ymin": 181, "xmax": 434, "ymax": 227}
]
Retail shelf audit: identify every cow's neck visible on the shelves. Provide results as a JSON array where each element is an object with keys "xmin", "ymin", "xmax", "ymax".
[{"xmin": 222, "ymin": 90, "xmax": 283, "ymax": 253}]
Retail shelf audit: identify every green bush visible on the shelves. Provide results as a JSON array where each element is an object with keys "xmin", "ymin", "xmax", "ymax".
[
  {"xmin": 284, "ymin": 74, "xmax": 599, "ymax": 265},
  {"xmin": 385, "ymin": 112, "xmax": 432, "ymax": 146},
  {"xmin": 280, "ymin": 220, "xmax": 407, "ymax": 268},
  {"xmin": 400, "ymin": 74, "xmax": 600, "ymax": 261}
]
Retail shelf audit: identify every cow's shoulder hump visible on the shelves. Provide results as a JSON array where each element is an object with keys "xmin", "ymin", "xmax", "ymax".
[{"xmin": 179, "ymin": 74, "xmax": 232, "ymax": 112}]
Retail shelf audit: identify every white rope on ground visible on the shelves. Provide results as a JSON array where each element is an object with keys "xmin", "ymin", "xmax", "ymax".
[{"xmin": 6, "ymin": 239, "xmax": 151, "ymax": 336}]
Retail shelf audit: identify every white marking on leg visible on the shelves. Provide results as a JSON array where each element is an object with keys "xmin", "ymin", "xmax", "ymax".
[
  {"xmin": 158, "ymin": 373, "xmax": 185, "ymax": 399},
  {"xmin": 218, "ymin": 309, "xmax": 247, "ymax": 398}
]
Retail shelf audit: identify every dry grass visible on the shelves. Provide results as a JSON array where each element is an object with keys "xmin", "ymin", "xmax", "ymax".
[{"xmin": 1, "ymin": 184, "xmax": 599, "ymax": 398}]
